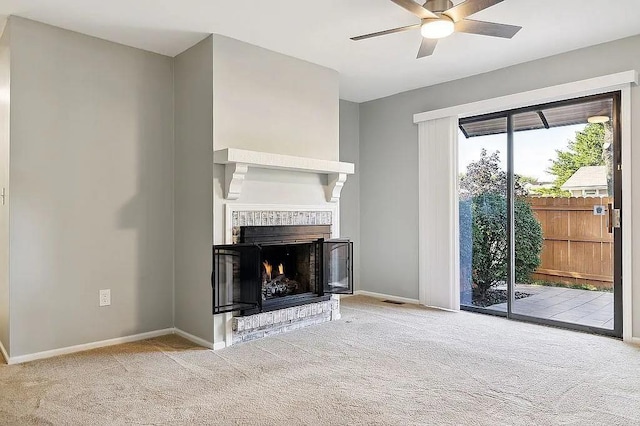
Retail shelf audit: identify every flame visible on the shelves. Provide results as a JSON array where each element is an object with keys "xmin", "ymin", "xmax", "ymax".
[
  {"xmin": 263, "ymin": 261, "xmax": 272, "ymax": 281},
  {"xmin": 278, "ymin": 264, "xmax": 284, "ymax": 275}
]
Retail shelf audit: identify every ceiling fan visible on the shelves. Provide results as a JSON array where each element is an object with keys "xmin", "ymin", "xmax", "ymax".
[{"xmin": 351, "ymin": 0, "xmax": 522, "ymax": 58}]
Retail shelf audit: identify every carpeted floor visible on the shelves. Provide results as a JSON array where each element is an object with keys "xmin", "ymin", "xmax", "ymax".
[{"xmin": 1, "ymin": 296, "xmax": 640, "ymax": 425}]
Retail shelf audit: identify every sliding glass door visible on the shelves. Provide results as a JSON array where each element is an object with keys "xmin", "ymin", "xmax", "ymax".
[
  {"xmin": 459, "ymin": 117, "xmax": 508, "ymax": 312},
  {"xmin": 458, "ymin": 93, "xmax": 622, "ymax": 337}
]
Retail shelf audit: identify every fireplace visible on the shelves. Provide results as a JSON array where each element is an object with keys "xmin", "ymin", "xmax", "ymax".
[
  {"xmin": 260, "ymin": 243, "xmax": 315, "ymax": 301},
  {"xmin": 212, "ymin": 225, "xmax": 353, "ymax": 316}
]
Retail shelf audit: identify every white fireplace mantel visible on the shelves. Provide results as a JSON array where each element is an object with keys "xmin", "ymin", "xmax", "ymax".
[{"xmin": 213, "ymin": 148, "xmax": 355, "ymax": 202}]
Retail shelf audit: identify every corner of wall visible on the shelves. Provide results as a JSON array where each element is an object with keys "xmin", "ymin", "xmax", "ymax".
[
  {"xmin": 339, "ymin": 99, "xmax": 361, "ymax": 291},
  {"xmin": 173, "ymin": 34, "xmax": 215, "ymax": 344},
  {"xmin": 0, "ymin": 17, "xmax": 7, "ymax": 39},
  {"xmin": 0, "ymin": 13, "xmax": 11, "ymax": 359}
]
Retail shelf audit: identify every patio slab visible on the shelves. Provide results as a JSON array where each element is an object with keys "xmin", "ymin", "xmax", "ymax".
[{"xmin": 484, "ymin": 284, "xmax": 614, "ymax": 329}]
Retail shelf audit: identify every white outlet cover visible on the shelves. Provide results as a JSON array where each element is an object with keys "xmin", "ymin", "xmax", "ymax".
[{"xmin": 99, "ymin": 289, "xmax": 111, "ymax": 307}]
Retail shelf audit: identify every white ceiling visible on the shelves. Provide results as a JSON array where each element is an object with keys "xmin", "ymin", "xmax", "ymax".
[{"xmin": 2, "ymin": 0, "xmax": 640, "ymax": 102}]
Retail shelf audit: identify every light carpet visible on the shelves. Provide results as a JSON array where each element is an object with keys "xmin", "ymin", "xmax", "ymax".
[{"xmin": 1, "ymin": 296, "xmax": 640, "ymax": 425}]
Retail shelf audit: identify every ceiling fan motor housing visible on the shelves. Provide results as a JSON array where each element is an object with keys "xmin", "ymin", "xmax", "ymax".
[{"xmin": 424, "ymin": 0, "xmax": 454, "ymax": 13}]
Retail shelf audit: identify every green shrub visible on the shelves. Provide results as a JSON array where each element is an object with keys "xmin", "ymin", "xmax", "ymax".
[
  {"xmin": 460, "ymin": 149, "xmax": 544, "ymax": 300},
  {"xmin": 514, "ymin": 197, "xmax": 543, "ymax": 285},
  {"xmin": 471, "ymin": 193, "xmax": 543, "ymax": 298},
  {"xmin": 459, "ymin": 198, "xmax": 474, "ymax": 305},
  {"xmin": 471, "ymin": 193, "xmax": 508, "ymax": 295}
]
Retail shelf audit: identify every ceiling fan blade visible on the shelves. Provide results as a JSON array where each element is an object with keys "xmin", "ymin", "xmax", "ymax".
[
  {"xmin": 351, "ymin": 24, "xmax": 421, "ymax": 41},
  {"xmin": 444, "ymin": 0, "xmax": 504, "ymax": 22},
  {"xmin": 390, "ymin": 0, "xmax": 438, "ymax": 19},
  {"xmin": 455, "ymin": 19, "xmax": 522, "ymax": 38},
  {"xmin": 417, "ymin": 38, "xmax": 438, "ymax": 58}
]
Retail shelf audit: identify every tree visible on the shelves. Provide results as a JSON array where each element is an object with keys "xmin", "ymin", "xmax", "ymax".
[
  {"xmin": 459, "ymin": 149, "xmax": 528, "ymax": 198},
  {"xmin": 542, "ymin": 123, "xmax": 608, "ymax": 196},
  {"xmin": 459, "ymin": 149, "xmax": 543, "ymax": 300},
  {"xmin": 517, "ymin": 175, "xmax": 540, "ymax": 186}
]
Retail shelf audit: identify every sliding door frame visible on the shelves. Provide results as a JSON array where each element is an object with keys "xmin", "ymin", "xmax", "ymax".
[{"xmin": 458, "ymin": 91, "xmax": 623, "ymax": 338}]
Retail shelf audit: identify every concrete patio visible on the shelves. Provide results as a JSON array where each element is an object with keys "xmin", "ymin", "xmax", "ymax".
[{"xmin": 486, "ymin": 284, "xmax": 614, "ymax": 329}]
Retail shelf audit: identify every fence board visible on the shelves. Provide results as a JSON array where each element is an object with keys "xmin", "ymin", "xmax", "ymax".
[{"xmin": 527, "ymin": 197, "xmax": 613, "ymax": 289}]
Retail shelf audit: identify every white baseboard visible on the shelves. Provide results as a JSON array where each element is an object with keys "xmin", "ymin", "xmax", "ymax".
[
  {"xmin": 627, "ymin": 337, "xmax": 640, "ymax": 346},
  {"xmin": 424, "ymin": 305, "xmax": 460, "ymax": 313},
  {"xmin": 213, "ymin": 341, "xmax": 227, "ymax": 351},
  {"xmin": 354, "ymin": 290, "xmax": 420, "ymax": 305},
  {"xmin": 0, "ymin": 338, "xmax": 8, "ymax": 364},
  {"xmin": 6, "ymin": 328, "xmax": 175, "ymax": 365},
  {"xmin": 174, "ymin": 328, "xmax": 214, "ymax": 350}
]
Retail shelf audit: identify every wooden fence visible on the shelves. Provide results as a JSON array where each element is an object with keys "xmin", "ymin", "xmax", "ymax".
[{"xmin": 526, "ymin": 197, "xmax": 613, "ymax": 289}]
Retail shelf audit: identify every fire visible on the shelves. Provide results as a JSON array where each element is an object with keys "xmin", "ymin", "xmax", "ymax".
[
  {"xmin": 263, "ymin": 260, "xmax": 273, "ymax": 281},
  {"xmin": 263, "ymin": 260, "xmax": 285, "ymax": 281}
]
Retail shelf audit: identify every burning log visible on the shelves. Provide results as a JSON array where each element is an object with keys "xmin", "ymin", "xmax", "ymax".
[{"xmin": 262, "ymin": 260, "xmax": 299, "ymax": 299}]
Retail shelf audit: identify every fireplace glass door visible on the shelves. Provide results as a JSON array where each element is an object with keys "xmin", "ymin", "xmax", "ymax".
[
  {"xmin": 323, "ymin": 240, "xmax": 353, "ymax": 294},
  {"xmin": 212, "ymin": 244, "xmax": 261, "ymax": 314}
]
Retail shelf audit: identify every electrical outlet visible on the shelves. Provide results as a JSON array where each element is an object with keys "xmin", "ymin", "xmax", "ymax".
[{"xmin": 99, "ymin": 289, "xmax": 111, "ymax": 307}]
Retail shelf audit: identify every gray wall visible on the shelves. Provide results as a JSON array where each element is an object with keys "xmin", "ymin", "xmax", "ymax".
[
  {"xmin": 359, "ymin": 95, "xmax": 419, "ymax": 300},
  {"xmin": 211, "ymin": 34, "xmax": 340, "ymax": 161},
  {"xmin": 0, "ymin": 22, "xmax": 10, "ymax": 355},
  {"xmin": 339, "ymin": 100, "xmax": 360, "ymax": 291},
  {"xmin": 8, "ymin": 17, "xmax": 175, "ymax": 356},
  {"xmin": 173, "ymin": 36, "xmax": 215, "ymax": 344},
  {"xmin": 358, "ymin": 34, "xmax": 640, "ymax": 335}
]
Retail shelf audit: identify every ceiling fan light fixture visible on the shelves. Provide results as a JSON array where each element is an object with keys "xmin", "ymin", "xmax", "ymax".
[
  {"xmin": 350, "ymin": 0, "xmax": 522, "ymax": 58},
  {"xmin": 420, "ymin": 16, "xmax": 455, "ymax": 39},
  {"xmin": 587, "ymin": 115, "xmax": 610, "ymax": 124}
]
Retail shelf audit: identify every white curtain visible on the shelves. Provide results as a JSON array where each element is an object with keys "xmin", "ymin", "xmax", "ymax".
[{"xmin": 418, "ymin": 116, "xmax": 460, "ymax": 310}]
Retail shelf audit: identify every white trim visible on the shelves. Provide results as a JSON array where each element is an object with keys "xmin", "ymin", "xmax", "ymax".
[
  {"xmin": 629, "ymin": 337, "xmax": 640, "ymax": 347},
  {"xmin": 174, "ymin": 328, "xmax": 214, "ymax": 349},
  {"xmin": 423, "ymin": 305, "xmax": 459, "ymax": 313},
  {"xmin": 327, "ymin": 173, "xmax": 349, "ymax": 203},
  {"xmin": 214, "ymin": 148, "xmax": 355, "ymax": 174},
  {"xmin": 223, "ymin": 163, "xmax": 249, "ymax": 200},
  {"xmin": 224, "ymin": 312, "xmax": 233, "ymax": 350},
  {"xmin": 413, "ymin": 70, "xmax": 638, "ymax": 123},
  {"xmin": 0, "ymin": 339, "xmax": 8, "ymax": 364},
  {"xmin": 6, "ymin": 328, "xmax": 174, "ymax": 365},
  {"xmin": 351, "ymin": 291, "xmax": 458, "ymax": 313},
  {"xmin": 213, "ymin": 341, "xmax": 227, "ymax": 351},
  {"xmin": 354, "ymin": 290, "xmax": 419, "ymax": 305},
  {"xmin": 214, "ymin": 148, "xmax": 354, "ymax": 203},
  {"xmin": 621, "ymin": 85, "xmax": 634, "ymax": 342}
]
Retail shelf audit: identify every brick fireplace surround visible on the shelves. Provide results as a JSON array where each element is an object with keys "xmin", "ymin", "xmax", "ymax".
[{"xmin": 222, "ymin": 205, "xmax": 344, "ymax": 346}]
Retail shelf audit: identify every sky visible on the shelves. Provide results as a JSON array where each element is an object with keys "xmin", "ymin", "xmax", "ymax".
[{"xmin": 458, "ymin": 123, "xmax": 587, "ymax": 182}]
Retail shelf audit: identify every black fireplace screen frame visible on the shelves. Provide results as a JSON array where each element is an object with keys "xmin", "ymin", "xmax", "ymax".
[
  {"xmin": 211, "ymin": 244, "xmax": 262, "ymax": 314},
  {"xmin": 212, "ymin": 225, "xmax": 353, "ymax": 315}
]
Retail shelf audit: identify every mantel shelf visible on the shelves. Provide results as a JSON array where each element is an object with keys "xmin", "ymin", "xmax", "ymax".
[{"xmin": 213, "ymin": 148, "xmax": 355, "ymax": 203}]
